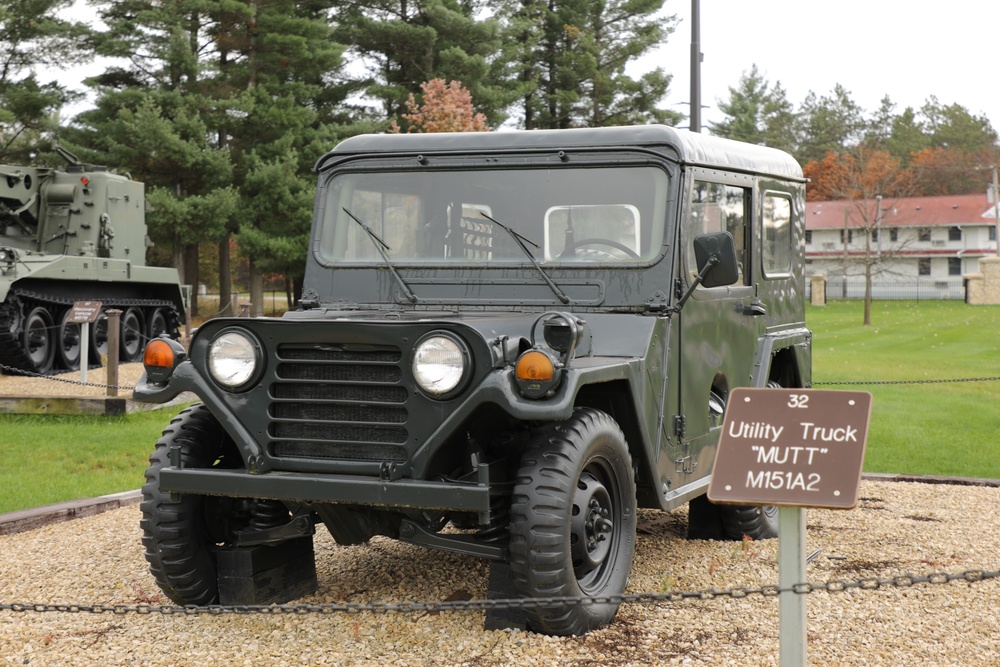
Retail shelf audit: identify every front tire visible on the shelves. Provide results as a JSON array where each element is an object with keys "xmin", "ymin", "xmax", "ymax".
[
  {"xmin": 508, "ymin": 408, "xmax": 636, "ymax": 636},
  {"xmin": 139, "ymin": 404, "xmax": 248, "ymax": 605}
]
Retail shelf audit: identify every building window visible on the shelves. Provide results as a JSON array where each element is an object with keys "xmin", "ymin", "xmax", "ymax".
[
  {"xmin": 948, "ymin": 257, "xmax": 961, "ymax": 275},
  {"xmin": 949, "ymin": 226, "xmax": 962, "ymax": 241},
  {"xmin": 840, "ymin": 229, "xmax": 853, "ymax": 244},
  {"xmin": 890, "ymin": 228, "xmax": 899, "ymax": 242},
  {"xmin": 918, "ymin": 258, "xmax": 931, "ymax": 276},
  {"xmin": 871, "ymin": 229, "xmax": 879, "ymax": 242},
  {"xmin": 805, "ymin": 230, "xmax": 812, "ymax": 244},
  {"xmin": 918, "ymin": 228, "xmax": 931, "ymax": 242},
  {"xmin": 991, "ymin": 227, "xmax": 997, "ymax": 242}
]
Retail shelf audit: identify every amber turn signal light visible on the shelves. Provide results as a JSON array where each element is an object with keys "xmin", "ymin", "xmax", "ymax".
[
  {"xmin": 144, "ymin": 338, "xmax": 175, "ymax": 368},
  {"xmin": 515, "ymin": 349, "xmax": 560, "ymax": 399},
  {"xmin": 516, "ymin": 350, "xmax": 554, "ymax": 381}
]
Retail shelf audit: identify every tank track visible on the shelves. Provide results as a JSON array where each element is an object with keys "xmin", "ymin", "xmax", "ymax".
[{"xmin": 0, "ymin": 287, "xmax": 182, "ymax": 375}]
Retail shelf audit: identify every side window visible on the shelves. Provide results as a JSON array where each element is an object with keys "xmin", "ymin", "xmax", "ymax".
[
  {"xmin": 762, "ymin": 193, "xmax": 792, "ymax": 276},
  {"xmin": 689, "ymin": 181, "xmax": 748, "ymax": 284}
]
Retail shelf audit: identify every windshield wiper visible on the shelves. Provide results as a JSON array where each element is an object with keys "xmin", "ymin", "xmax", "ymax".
[
  {"xmin": 342, "ymin": 207, "xmax": 418, "ymax": 303},
  {"xmin": 477, "ymin": 211, "xmax": 570, "ymax": 305}
]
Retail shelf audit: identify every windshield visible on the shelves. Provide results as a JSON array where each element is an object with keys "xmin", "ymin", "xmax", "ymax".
[{"xmin": 317, "ymin": 165, "xmax": 669, "ymax": 265}]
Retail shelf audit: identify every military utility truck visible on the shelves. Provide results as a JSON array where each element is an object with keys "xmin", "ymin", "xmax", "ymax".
[
  {"xmin": 136, "ymin": 125, "xmax": 811, "ymax": 635},
  {"xmin": 0, "ymin": 147, "xmax": 186, "ymax": 374}
]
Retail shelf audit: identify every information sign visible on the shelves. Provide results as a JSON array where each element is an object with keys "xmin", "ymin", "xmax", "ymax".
[
  {"xmin": 68, "ymin": 301, "xmax": 103, "ymax": 324},
  {"xmin": 708, "ymin": 388, "xmax": 872, "ymax": 509}
]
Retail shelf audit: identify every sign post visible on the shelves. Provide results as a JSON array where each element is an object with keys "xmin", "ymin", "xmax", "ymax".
[
  {"xmin": 708, "ymin": 388, "xmax": 872, "ymax": 667},
  {"xmin": 68, "ymin": 301, "xmax": 102, "ymax": 383}
]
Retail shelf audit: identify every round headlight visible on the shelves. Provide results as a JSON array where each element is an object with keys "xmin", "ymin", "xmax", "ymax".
[
  {"xmin": 412, "ymin": 334, "xmax": 468, "ymax": 397},
  {"xmin": 208, "ymin": 330, "xmax": 259, "ymax": 389}
]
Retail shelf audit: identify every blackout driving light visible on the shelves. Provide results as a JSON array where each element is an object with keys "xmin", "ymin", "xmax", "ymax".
[
  {"xmin": 208, "ymin": 330, "xmax": 260, "ymax": 390},
  {"xmin": 412, "ymin": 333, "xmax": 469, "ymax": 397}
]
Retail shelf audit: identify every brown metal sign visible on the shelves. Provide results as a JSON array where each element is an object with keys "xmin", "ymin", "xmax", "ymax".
[
  {"xmin": 708, "ymin": 388, "xmax": 872, "ymax": 510},
  {"xmin": 68, "ymin": 301, "xmax": 103, "ymax": 324}
]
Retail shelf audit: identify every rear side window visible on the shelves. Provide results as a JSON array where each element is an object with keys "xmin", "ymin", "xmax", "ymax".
[{"xmin": 762, "ymin": 193, "xmax": 792, "ymax": 276}]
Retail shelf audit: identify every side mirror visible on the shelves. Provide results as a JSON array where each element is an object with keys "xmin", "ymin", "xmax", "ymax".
[
  {"xmin": 675, "ymin": 231, "xmax": 740, "ymax": 311},
  {"xmin": 693, "ymin": 231, "xmax": 739, "ymax": 288}
]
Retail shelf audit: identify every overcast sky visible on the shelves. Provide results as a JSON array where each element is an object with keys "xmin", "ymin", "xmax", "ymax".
[{"xmin": 652, "ymin": 0, "xmax": 1000, "ymax": 131}]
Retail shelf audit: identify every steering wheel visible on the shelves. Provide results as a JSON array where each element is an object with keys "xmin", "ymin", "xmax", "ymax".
[{"xmin": 562, "ymin": 237, "xmax": 640, "ymax": 260}]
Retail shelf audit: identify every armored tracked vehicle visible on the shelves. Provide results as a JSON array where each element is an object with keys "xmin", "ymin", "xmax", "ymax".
[
  {"xmin": 0, "ymin": 147, "xmax": 186, "ymax": 374},
  {"xmin": 135, "ymin": 126, "xmax": 811, "ymax": 635}
]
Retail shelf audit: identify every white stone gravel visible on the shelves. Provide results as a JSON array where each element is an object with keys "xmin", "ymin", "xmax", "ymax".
[
  {"xmin": 0, "ymin": 363, "xmax": 145, "ymax": 399},
  {"xmin": 1, "ymin": 480, "xmax": 998, "ymax": 666}
]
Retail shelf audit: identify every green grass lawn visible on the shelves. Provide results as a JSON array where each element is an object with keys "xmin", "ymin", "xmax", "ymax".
[
  {"xmin": 2, "ymin": 299, "xmax": 999, "ymax": 514},
  {"xmin": 808, "ymin": 300, "xmax": 1000, "ymax": 479},
  {"xmin": 0, "ymin": 408, "xmax": 184, "ymax": 514}
]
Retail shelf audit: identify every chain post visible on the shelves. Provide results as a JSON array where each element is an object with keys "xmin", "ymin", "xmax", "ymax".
[{"xmin": 106, "ymin": 309, "xmax": 122, "ymax": 397}]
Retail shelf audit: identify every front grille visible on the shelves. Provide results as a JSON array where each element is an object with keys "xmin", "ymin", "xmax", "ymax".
[{"xmin": 269, "ymin": 342, "xmax": 410, "ymax": 463}]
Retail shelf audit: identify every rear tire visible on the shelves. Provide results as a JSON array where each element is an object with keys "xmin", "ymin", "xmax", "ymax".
[
  {"xmin": 140, "ymin": 404, "xmax": 248, "ymax": 605},
  {"xmin": 508, "ymin": 408, "xmax": 636, "ymax": 636},
  {"xmin": 720, "ymin": 504, "xmax": 779, "ymax": 540}
]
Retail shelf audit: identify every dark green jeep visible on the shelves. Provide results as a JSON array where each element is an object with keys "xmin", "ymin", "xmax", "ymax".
[{"xmin": 135, "ymin": 125, "xmax": 811, "ymax": 635}]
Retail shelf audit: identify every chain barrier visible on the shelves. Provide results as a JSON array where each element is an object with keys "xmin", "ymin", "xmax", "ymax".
[
  {"xmin": 0, "ymin": 362, "xmax": 134, "ymax": 391},
  {"xmin": 815, "ymin": 376, "xmax": 1000, "ymax": 386},
  {"xmin": 0, "ymin": 568, "xmax": 995, "ymax": 617}
]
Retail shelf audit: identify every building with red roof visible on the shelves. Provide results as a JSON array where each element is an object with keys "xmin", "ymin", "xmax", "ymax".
[{"xmin": 806, "ymin": 192, "xmax": 1000, "ymax": 297}]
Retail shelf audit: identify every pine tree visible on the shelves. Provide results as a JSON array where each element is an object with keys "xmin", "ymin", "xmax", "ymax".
[
  {"xmin": 0, "ymin": 0, "xmax": 90, "ymax": 161},
  {"xmin": 499, "ymin": 0, "xmax": 677, "ymax": 129}
]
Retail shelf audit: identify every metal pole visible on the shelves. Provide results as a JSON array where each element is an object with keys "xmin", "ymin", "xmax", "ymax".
[
  {"xmin": 80, "ymin": 323, "xmax": 89, "ymax": 384},
  {"xmin": 106, "ymin": 309, "xmax": 121, "ymax": 398},
  {"xmin": 778, "ymin": 506, "xmax": 807, "ymax": 667},
  {"xmin": 689, "ymin": 0, "xmax": 702, "ymax": 132},
  {"xmin": 992, "ymin": 166, "xmax": 999, "ymax": 255}
]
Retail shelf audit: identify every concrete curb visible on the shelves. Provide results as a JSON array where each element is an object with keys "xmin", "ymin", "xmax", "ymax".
[
  {"xmin": 2, "ymin": 472, "xmax": 999, "ymax": 538},
  {"xmin": 0, "ymin": 489, "xmax": 142, "ymax": 536}
]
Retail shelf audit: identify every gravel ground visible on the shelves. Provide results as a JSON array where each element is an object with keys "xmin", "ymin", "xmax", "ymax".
[
  {"xmin": 0, "ymin": 364, "xmax": 146, "ymax": 399},
  {"xmin": 1, "ymin": 480, "xmax": 998, "ymax": 666}
]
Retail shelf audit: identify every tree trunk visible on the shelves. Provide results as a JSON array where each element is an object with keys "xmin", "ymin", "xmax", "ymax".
[
  {"xmin": 249, "ymin": 260, "xmax": 264, "ymax": 317},
  {"xmin": 218, "ymin": 235, "xmax": 232, "ymax": 317},
  {"xmin": 183, "ymin": 242, "xmax": 199, "ymax": 317},
  {"xmin": 863, "ymin": 263, "xmax": 873, "ymax": 326}
]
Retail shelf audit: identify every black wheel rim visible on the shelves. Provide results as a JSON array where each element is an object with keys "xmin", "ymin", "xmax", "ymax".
[
  {"xmin": 570, "ymin": 459, "xmax": 620, "ymax": 593},
  {"xmin": 148, "ymin": 308, "xmax": 168, "ymax": 339},
  {"xmin": 121, "ymin": 308, "xmax": 144, "ymax": 360},
  {"xmin": 58, "ymin": 310, "xmax": 81, "ymax": 369},
  {"xmin": 25, "ymin": 308, "xmax": 54, "ymax": 369}
]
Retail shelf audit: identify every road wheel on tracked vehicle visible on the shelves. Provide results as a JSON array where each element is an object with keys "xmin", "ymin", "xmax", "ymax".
[
  {"xmin": 139, "ymin": 403, "xmax": 254, "ymax": 605},
  {"xmin": 23, "ymin": 305, "xmax": 55, "ymax": 374},
  {"xmin": 147, "ymin": 307, "xmax": 169, "ymax": 340},
  {"xmin": 120, "ymin": 307, "xmax": 146, "ymax": 362},
  {"xmin": 508, "ymin": 407, "xmax": 637, "ymax": 636},
  {"xmin": 56, "ymin": 308, "xmax": 82, "ymax": 371}
]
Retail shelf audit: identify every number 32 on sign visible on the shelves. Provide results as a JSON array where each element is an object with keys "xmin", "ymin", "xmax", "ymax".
[{"xmin": 707, "ymin": 388, "xmax": 872, "ymax": 510}]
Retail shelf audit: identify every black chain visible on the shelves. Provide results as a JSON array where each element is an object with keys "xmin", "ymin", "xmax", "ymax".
[
  {"xmin": 0, "ymin": 363, "xmax": 135, "ymax": 391},
  {"xmin": 814, "ymin": 376, "xmax": 1000, "ymax": 386},
  {"xmin": 1, "ymin": 569, "xmax": 995, "ymax": 616}
]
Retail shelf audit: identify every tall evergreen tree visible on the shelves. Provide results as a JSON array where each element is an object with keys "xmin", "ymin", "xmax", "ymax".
[
  {"xmin": 335, "ymin": 0, "xmax": 507, "ymax": 126},
  {"xmin": 795, "ymin": 84, "xmax": 865, "ymax": 165},
  {"xmin": 709, "ymin": 65, "xmax": 795, "ymax": 152},
  {"xmin": 501, "ymin": 0, "xmax": 677, "ymax": 129},
  {"xmin": 0, "ymin": 0, "xmax": 90, "ymax": 161}
]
